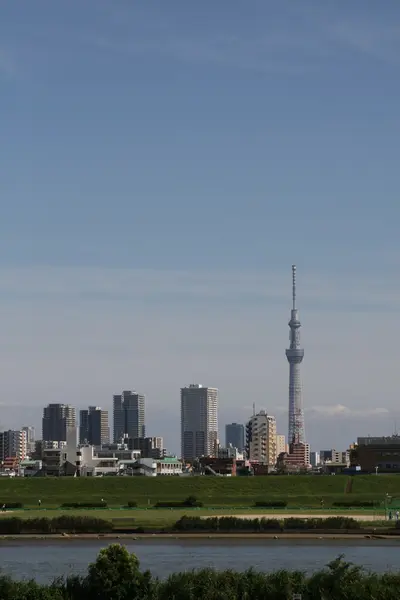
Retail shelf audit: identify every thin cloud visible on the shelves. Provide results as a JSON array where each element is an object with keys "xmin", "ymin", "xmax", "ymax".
[
  {"xmin": 330, "ymin": 21, "xmax": 400, "ymax": 64},
  {"xmin": 0, "ymin": 48, "xmax": 17, "ymax": 77},
  {"xmin": 308, "ymin": 404, "xmax": 389, "ymax": 418},
  {"xmin": 1, "ymin": 266, "xmax": 400, "ymax": 311}
]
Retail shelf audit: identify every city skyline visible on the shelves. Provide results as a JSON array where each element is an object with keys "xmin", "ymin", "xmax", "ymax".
[{"xmin": 1, "ymin": 2, "xmax": 399, "ymax": 454}]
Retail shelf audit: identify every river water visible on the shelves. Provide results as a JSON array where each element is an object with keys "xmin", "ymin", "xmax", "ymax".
[{"xmin": 0, "ymin": 539, "xmax": 400, "ymax": 583}]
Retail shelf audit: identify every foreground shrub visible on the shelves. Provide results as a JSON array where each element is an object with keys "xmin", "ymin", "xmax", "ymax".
[
  {"xmin": 60, "ymin": 502, "xmax": 107, "ymax": 509},
  {"xmin": 4, "ymin": 548, "xmax": 400, "ymax": 599},
  {"xmin": 254, "ymin": 500, "xmax": 287, "ymax": 508}
]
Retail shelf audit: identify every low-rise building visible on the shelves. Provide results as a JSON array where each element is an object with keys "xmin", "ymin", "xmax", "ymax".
[
  {"xmin": 350, "ymin": 435, "xmax": 400, "ymax": 473},
  {"xmin": 217, "ymin": 444, "xmax": 244, "ymax": 460}
]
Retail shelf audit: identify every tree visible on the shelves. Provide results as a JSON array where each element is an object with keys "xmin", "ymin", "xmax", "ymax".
[{"xmin": 83, "ymin": 544, "xmax": 154, "ymax": 600}]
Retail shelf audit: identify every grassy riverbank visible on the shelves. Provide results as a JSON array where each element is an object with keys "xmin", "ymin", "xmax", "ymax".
[
  {"xmin": 1, "ymin": 474, "xmax": 400, "ymax": 508},
  {"xmin": 0, "ymin": 508, "xmax": 392, "ymax": 530},
  {"xmin": 0, "ymin": 513, "xmax": 397, "ymax": 538}
]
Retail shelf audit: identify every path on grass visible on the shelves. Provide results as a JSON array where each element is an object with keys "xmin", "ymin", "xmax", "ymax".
[{"xmin": 207, "ymin": 513, "xmax": 386, "ymax": 521}]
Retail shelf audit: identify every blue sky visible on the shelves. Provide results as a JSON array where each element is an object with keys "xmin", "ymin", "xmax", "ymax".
[{"xmin": 1, "ymin": 1, "xmax": 400, "ymax": 453}]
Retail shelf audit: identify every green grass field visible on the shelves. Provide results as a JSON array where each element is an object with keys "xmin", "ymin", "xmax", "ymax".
[{"xmin": 0, "ymin": 475, "xmax": 400, "ymax": 509}]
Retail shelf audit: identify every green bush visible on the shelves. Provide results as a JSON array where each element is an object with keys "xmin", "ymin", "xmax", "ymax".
[
  {"xmin": 0, "ymin": 502, "xmax": 23, "ymax": 509},
  {"xmin": 317, "ymin": 517, "xmax": 360, "ymax": 530},
  {"xmin": 283, "ymin": 517, "xmax": 311, "ymax": 530},
  {"xmin": 173, "ymin": 516, "xmax": 362, "ymax": 533},
  {"xmin": 0, "ymin": 516, "xmax": 112, "ymax": 534},
  {"xmin": 155, "ymin": 496, "xmax": 203, "ymax": 508},
  {"xmin": 254, "ymin": 500, "xmax": 287, "ymax": 507},
  {"xmin": 60, "ymin": 502, "xmax": 107, "ymax": 509},
  {"xmin": 333, "ymin": 500, "xmax": 376, "ymax": 508},
  {"xmin": 126, "ymin": 501, "xmax": 137, "ymax": 508}
]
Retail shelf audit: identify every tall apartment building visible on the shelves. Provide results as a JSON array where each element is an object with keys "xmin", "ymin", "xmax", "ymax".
[
  {"xmin": 113, "ymin": 390, "xmax": 145, "ymax": 443},
  {"xmin": 79, "ymin": 406, "xmax": 109, "ymax": 446},
  {"xmin": 181, "ymin": 384, "xmax": 218, "ymax": 462},
  {"xmin": 246, "ymin": 411, "xmax": 277, "ymax": 466},
  {"xmin": 42, "ymin": 404, "xmax": 76, "ymax": 443},
  {"xmin": 0, "ymin": 430, "xmax": 27, "ymax": 461},
  {"xmin": 276, "ymin": 434, "xmax": 287, "ymax": 456},
  {"xmin": 22, "ymin": 426, "xmax": 35, "ymax": 455},
  {"xmin": 225, "ymin": 423, "xmax": 245, "ymax": 452}
]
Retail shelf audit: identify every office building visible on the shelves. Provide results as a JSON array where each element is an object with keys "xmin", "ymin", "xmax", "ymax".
[
  {"xmin": 42, "ymin": 404, "xmax": 76, "ymax": 443},
  {"xmin": 79, "ymin": 406, "xmax": 109, "ymax": 446},
  {"xmin": 310, "ymin": 451, "xmax": 320, "ymax": 467},
  {"xmin": 225, "ymin": 423, "xmax": 245, "ymax": 452},
  {"xmin": 22, "ymin": 426, "xmax": 35, "ymax": 455},
  {"xmin": 246, "ymin": 411, "xmax": 277, "ymax": 465},
  {"xmin": 181, "ymin": 384, "xmax": 218, "ymax": 462},
  {"xmin": 113, "ymin": 390, "xmax": 145, "ymax": 443},
  {"xmin": 0, "ymin": 429, "xmax": 27, "ymax": 461},
  {"xmin": 130, "ymin": 436, "xmax": 165, "ymax": 459}
]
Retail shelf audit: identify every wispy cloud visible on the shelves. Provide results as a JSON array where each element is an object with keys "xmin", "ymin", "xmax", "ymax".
[
  {"xmin": 330, "ymin": 21, "xmax": 400, "ymax": 64},
  {"xmin": 82, "ymin": 31, "xmax": 318, "ymax": 75},
  {"xmin": 307, "ymin": 404, "xmax": 389, "ymax": 418},
  {"xmin": 0, "ymin": 266, "xmax": 400, "ymax": 311}
]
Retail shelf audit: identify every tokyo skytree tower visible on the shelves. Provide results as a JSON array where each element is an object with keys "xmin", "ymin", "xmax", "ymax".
[{"xmin": 285, "ymin": 265, "xmax": 305, "ymax": 444}]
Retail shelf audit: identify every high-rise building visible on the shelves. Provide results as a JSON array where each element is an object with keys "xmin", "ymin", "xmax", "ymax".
[
  {"xmin": 42, "ymin": 404, "xmax": 76, "ymax": 443},
  {"xmin": 225, "ymin": 423, "xmax": 245, "ymax": 452},
  {"xmin": 310, "ymin": 451, "xmax": 320, "ymax": 467},
  {"xmin": 246, "ymin": 411, "xmax": 277, "ymax": 465},
  {"xmin": 113, "ymin": 390, "xmax": 145, "ymax": 443},
  {"xmin": 286, "ymin": 265, "xmax": 305, "ymax": 444},
  {"xmin": 276, "ymin": 434, "xmax": 287, "ymax": 456},
  {"xmin": 22, "ymin": 426, "xmax": 35, "ymax": 455},
  {"xmin": 79, "ymin": 406, "xmax": 109, "ymax": 446},
  {"xmin": 0, "ymin": 429, "xmax": 27, "ymax": 461},
  {"xmin": 181, "ymin": 384, "xmax": 218, "ymax": 462}
]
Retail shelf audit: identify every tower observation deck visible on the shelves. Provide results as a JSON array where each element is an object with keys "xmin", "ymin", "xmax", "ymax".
[{"xmin": 285, "ymin": 265, "xmax": 305, "ymax": 444}]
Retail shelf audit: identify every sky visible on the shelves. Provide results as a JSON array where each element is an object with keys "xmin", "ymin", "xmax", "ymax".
[{"xmin": 1, "ymin": 0, "xmax": 400, "ymax": 454}]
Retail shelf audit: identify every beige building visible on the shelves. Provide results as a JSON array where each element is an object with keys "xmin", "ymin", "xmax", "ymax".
[
  {"xmin": 246, "ymin": 411, "xmax": 277, "ymax": 465},
  {"xmin": 276, "ymin": 434, "xmax": 287, "ymax": 456}
]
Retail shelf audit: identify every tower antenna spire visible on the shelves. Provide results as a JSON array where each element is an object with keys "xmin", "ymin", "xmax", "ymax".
[
  {"xmin": 286, "ymin": 264, "xmax": 305, "ymax": 446},
  {"xmin": 292, "ymin": 264, "xmax": 296, "ymax": 310}
]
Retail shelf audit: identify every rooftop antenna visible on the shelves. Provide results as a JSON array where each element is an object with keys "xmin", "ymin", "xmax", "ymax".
[
  {"xmin": 395, "ymin": 419, "xmax": 398, "ymax": 436},
  {"xmin": 292, "ymin": 264, "xmax": 296, "ymax": 310},
  {"xmin": 253, "ymin": 402, "xmax": 256, "ymax": 416}
]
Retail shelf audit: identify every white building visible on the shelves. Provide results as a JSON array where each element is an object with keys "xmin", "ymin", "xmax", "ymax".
[
  {"xmin": 22, "ymin": 426, "xmax": 35, "ymax": 456},
  {"xmin": 246, "ymin": 411, "xmax": 277, "ymax": 465},
  {"xmin": 310, "ymin": 451, "xmax": 320, "ymax": 467},
  {"xmin": 181, "ymin": 384, "xmax": 218, "ymax": 462}
]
